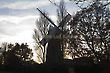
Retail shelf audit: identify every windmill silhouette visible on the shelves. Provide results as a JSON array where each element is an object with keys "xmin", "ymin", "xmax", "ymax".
[{"xmin": 37, "ymin": 8, "xmax": 71, "ymax": 65}]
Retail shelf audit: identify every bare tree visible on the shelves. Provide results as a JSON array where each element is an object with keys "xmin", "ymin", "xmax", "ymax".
[
  {"xmin": 33, "ymin": 11, "xmax": 50, "ymax": 63},
  {"xmin": 57, "ymin": 0, "xmax": 68, "ymax": 23}
]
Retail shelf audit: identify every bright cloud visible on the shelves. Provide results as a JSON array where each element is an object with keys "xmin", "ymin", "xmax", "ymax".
[
  {"xmin": 0, "ymin": 15, "xmax": 39, "ymax": 48},
  {"xmin": 0, "ymin": 15, "xmax": 58, "ymax": 48}
]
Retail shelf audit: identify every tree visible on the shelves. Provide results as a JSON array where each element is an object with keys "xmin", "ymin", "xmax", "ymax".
[
  {"xmin": 59, "ymin": 0, "xmax": 110, "ymax": 62},
  {"xmin": 0, "ymin": 43, "xmax": 33, "ymax": 69},
  {"xmin": 68, "ymin": 1, "xmax": 110, "ymax": 63},
  {"xmin": 13, "ymin": 43, "xmax": 33, "ymax": 62},
  {"xmin": 33, "ymin": 11, "xmax": 50, "ymax": 63},
  {"xmin": 57, "ymin": 0, "xmax": 68, "ymax": 24}
]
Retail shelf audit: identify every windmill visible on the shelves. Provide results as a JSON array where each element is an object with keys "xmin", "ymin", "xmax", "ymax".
[{"xmin": 37, "ymin": 8, "xmax": 71, "ymax": 65}]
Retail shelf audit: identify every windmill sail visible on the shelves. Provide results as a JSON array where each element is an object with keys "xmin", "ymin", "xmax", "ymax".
[{"xmin": 37, "ymin": 8, "xmax": 71, "ymax": 46}]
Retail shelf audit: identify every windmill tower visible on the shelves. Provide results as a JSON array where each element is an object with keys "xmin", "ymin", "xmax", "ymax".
[{"xmin": 37, "ymin": 8, "xmax": 71, "ymax": 65}]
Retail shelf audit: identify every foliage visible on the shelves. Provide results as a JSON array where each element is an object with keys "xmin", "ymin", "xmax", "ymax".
[
  {"xmin": 0, "ymin": 43, "xmax": 33, "ymax": 68},
  {"xmin": 64, "ymin": 1, "xmax": 110, "ymax": 63}
]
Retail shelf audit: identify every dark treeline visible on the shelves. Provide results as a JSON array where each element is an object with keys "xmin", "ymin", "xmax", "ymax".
[
  {"xmin": 0, "ymin": 43, "xmax": 47, "ymax": 73},
  {"xmin": 0, "ymin": 43, "xmax": 34, "ymax": 70}
]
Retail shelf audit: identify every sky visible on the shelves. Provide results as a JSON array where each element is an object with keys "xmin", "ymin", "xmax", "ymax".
[{"xmin": 0, "ymin": 0, "xmax": 82, "ymax": 48}]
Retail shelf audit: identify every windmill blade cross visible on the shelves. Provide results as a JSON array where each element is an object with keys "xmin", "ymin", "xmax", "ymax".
[
  {"xmin": 39, "ymin": 14, "xmax": 71, "ymax": 46},
  {"xmin": 37, "ymin": 8, "xmax": 58, "ymax": 28},
  {"xmin": 37, "ymin": 8, "xmax": 72, "ymax": 46},
  {"xmin": 58, "ymin": 14, "xmax": 71, "ymax": 28}
]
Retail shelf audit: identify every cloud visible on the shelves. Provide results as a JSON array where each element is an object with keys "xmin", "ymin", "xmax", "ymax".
[
  {"xmin": 1, "ymin": 0, "xmax": 50, "ymax": 9},
  {"xmin": 0, "ymin": 0, "xmax": 52, "ymax": 16},
  {"xmin": 0, "ymin": 7, "xmax": 36, "ymax": 16},
  {"xmin": 0, "ymin": 0, "xmax": 70, "ymax": 10},
  {"xmin": 0, "ymin": 15, "xmax": 58, "ymax": 48},
  {"xmin": 0, "ymin": 15, "xmax": 38, "ymax": 48},
  {"xmin": 0, "ymin": 20, "xmax": 19, "ymax": 36}
]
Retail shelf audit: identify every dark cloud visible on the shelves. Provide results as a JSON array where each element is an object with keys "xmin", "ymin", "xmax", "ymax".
[{"xmin": 0, "ymin": 7, "xmax": 35, "ymax": 16}]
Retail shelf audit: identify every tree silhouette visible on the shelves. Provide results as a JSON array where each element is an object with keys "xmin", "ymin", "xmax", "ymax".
[
  {"xmin": 67, "ymin": 1, "xmax": 110, "ymax": 63},
  {"xmin": 13, "ymin": 43, "xmax": 33, "ymax": 62},
  {"xmin": 33, "ymin": 11, "xmax": 50, "ymax": 63},
  {"xmin": 0, "ymin": 43, "xmax": 33, "ymax": 69},
  {"xmin": 57, "ymin": 0, "xmax": 68, "ymax": 24},
  {"xmin": 56, "ymin": 0, "xmax": 70, "ymax": 60}
]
